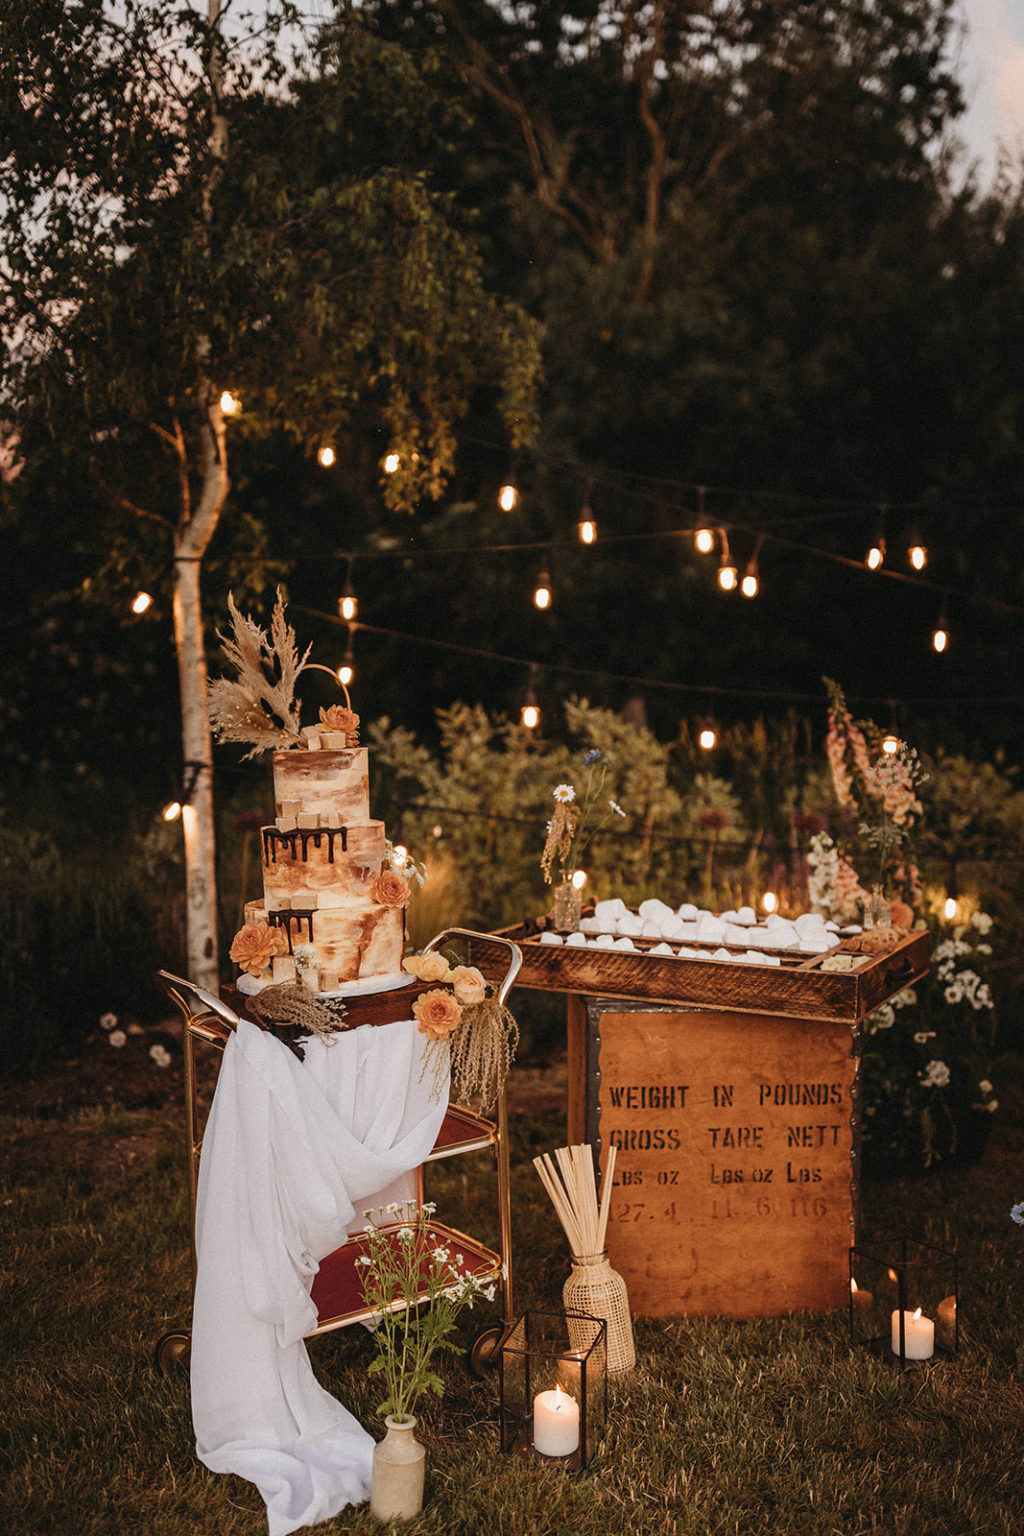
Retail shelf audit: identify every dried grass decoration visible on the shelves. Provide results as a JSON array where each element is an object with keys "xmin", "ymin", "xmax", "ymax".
[
  {"xmin": 208, "ymin": 588, "xmax": 348, "ymax": 757},
  {"xmin": 246, "ymin": 982, "xmax": 350, "ymax": 1054},
  {"xmin": 404, "ymin": 951, "xmax": 519, "ymax": 1111},
  {"xmin": 533, "ymin": 1143, "xmax": 636, "ymax": 1375}
]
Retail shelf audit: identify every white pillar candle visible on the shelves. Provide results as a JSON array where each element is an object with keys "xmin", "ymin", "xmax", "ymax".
[
  {"xmin": 891, "ymin": 1307, "xmax": 934, "ymax": 1360},
  {"xmin": 532, "ymin": 1385, "xmax": 580, "ymax": 1456}
]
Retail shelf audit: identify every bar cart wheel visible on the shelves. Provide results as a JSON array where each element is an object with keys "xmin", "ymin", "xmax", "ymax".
[
  {"xmin": 154, "ymin": 1329, "xmax": 191, "ymax": 1375},
  {"xmin": 467, "ymin": 1324, "xmax": 504, "ymax": 1377}
]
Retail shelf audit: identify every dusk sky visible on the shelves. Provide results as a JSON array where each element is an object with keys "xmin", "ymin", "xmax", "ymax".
[{"xmin": 958, "ymin": 0, "xmax": 1024, "ymax": 179}]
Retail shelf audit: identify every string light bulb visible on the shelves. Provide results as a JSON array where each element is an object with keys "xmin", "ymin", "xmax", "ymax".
[
  {"xmin": 740, "ymin": 535, "xmax": 764, "ymax": 597},
  {"xmin": 131, "ymin": 590, "xmax": 153, "ymax": 615},
  {"xmin": 571, "ymin": 868, "xmax": 587, "ymax": 890},
  {"xmin": 533, "ymin": 560, "xmax": 552, "ymax": 610},
  {"xmin": 866, "ymin": 505, "xmax": 887, "ymax": 570},
  {"xmin": 498, "ymin": 477, "xmax": 519, "ymax": 513},
  {"xmin": 317, "ymin": 445, "xmax": 336, "ymax": 468},
  {"xmin": 932, "ymin": 607, "xmax": 949, "ymax": 653},
  {"xmin": 338, "ymin": 646, "xmax": 355, "ymax": 687},
  {"xmin": 699, "ymin": 720, "xmax": 717, "ymax": 750},
  {"xmin": 160, "ymin": 761, "xmax": 202, "ymax": 826},
  {"xmin": 908, "ymin": 536, "xmax": 927, "ymax": 570},
  {"xmin": 383, "ymin": 452, "xmax": 400, "ymax": 474},
  {"xmin": 762, "ymin": 891, "xmax": 778, "ymax": 915},
  {"xmin": 578, "ymin": 512, "xmax": 597, "ymax": 543},
  {"xmin": 694, "ymin": 489, "xmax": 714, "ymax": 553},
  {"xmin": 338, "ymin": 562, "xmax": 358, "ymax": 623},
  {"xmin": 521, "ymin": 665, "xmax": 541, "ymax": 728},
  {"xmin": 717, "ymin": 530, "xmax": 738, "ymax": 591},
  {"xmin": 881, "ymin": 732, "xmax": 899, "ymax": 755},
  {"xmin": 943, "ymin": 895, "xmax": 959, "ymax": 921},
  {"xmin": 219, "ymin": 390, "xmax": 241, "ymax": 416}
]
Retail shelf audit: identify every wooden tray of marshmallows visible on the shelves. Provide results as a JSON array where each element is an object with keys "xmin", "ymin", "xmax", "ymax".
[{"xmin": 470, "ymin": 897, "xmax": 930, "ymax": 1026}]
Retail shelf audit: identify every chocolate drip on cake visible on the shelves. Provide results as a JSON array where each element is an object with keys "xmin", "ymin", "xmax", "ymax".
[{"xmin": 261, "ymin": 825, "xmax": 349, "ymax": 864}]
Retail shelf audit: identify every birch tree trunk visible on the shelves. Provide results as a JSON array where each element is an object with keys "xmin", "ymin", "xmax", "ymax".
[
  {"xmin": 172, "ymin": 388, "xmax": 229, "ymax": 988},
  {"xmin": 169, "ymin": 0, "xmax": 230, "ymax": 988}
]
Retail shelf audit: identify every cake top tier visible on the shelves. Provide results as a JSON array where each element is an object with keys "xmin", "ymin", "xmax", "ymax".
[{"xmin": 273, "ymin": 746, "xmax": 370, "ymax": 822}]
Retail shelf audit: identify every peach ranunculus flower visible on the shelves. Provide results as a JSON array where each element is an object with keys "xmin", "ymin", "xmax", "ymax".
[
  {"xmin": 229, "ymin": 922, "xmax": 289, "ymax": 977},
  {"xmin": 371, "ymin": 868, "xmax": 410, "ymax": 908},
  {"xmin": 404, "ymin": 951, "xmax": 452, "ymax": 983},
  {"xmin": 319, "ymin": 704, "xmax": 360, "ymax": 742},
  {"xmin": 888, "ymin": 899, "xmax": 915, "ymax": 930},
  {"xmin": 412, "ymin": 989, "xmax": 463, "ymax": 1042},
  {"xmin": 450, "ymin": 965, "xmax": 487, "ymax": 1006}
]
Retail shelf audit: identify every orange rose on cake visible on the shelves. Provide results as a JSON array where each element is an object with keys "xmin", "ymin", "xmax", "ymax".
[
  {"xmin": 404, "ymin": 951, "xmax": 452, "ymax": 984},
  {"xmin": 371, "ymin": 868, "xmax": 410, "ymax": 908},
  {"xmin": 450, "ymin": 965, "xmax": 487, "ymax": 1006},
  {"xmin": 229, "ymin": 922, "xmax": 289, "ymax": 977},
  {"xmin": 318, "ymin": 704, "xmax": 360, "ymax": 744},
  {"xmin": 412, "ymin": 988, "xmax": 463, "ymax": 1042}
]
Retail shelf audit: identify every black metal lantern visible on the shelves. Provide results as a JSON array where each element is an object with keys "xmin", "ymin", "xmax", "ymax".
[
  {"xmin": 849, "ymin": 1237, "xmax": 958, "ymax": 1369},
  {"xmin": 499, "ymin": 1309, "xmax": 607, "ymax": 1469}
]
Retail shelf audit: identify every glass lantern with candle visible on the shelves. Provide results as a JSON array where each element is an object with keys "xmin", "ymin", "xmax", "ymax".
[
  {"xmin": 849, "ymin": 1237, "xmax": 958, "ymax": 1369},
  {"xmin": 499, "ymin": 1309, "xmax": 607, "ymax": 1469}
]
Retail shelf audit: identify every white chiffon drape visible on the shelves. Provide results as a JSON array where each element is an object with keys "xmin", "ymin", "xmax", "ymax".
[{"xmin": 189, "ymin": 1014, "xmax": 447, "ymax": 1536}]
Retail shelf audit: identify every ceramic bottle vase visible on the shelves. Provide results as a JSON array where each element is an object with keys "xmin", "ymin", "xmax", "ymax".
[{"xmin": 370, "ymin": 1414, "xmax": 426, "ymax": 1523}]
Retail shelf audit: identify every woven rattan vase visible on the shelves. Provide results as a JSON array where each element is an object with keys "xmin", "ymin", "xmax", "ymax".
[{"xmin": 563, "ymin": 1252, "xmax": 635, "ymax": 1375}]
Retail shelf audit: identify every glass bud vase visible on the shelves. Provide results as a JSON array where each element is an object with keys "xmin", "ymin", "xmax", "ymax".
[
  {"xmin": 862, "ymin": 884, "xmax": 892, "ymax": 930},
  {"xmin": 552, "ymin": 877, "xmax": 583, "ymax": 933},
  {"xmin": 370, "ymin": 1415, "xmax": 426, "ymax": 1523}
]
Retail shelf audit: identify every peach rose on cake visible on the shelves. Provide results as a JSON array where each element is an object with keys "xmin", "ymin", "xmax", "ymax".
[
  {"xmin": 371, "ymin": 868, "xmax": 410, "ymax": 908},
  {"xmin": 412, "ymin": 988, "xmax": 463, "ymax": 1042},
  {"xmin": 450, "ymin": 965, "xmax": 487, "ymax": 1006},
  {"xmin": 229, "ymin": 922, "xmax": 289, "ymax": 977},
  {"xmin": 319, "ymin": 705, "xmax": 360, "ymax": 742},
  {"xmin": 404, "ymin": 951, "xmax": 452, "ymax": 983}
]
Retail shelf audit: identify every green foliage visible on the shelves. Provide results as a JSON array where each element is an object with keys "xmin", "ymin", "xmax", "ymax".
[
  {"xmin": 357, "ymin": 1199, "xmax": 495, "ymax": 1421},
  {"xmin": 860, "ymin": 911, "xmax": 1001, "ymax": 1176},
  {"xmin": 0, "ymin": 826, "xmax": 184, "ymax": 1075}
]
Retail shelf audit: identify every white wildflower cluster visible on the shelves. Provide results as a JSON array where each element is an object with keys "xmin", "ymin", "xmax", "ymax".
[
  {"xmin": 919, "ymin": 1059, "xmax": 951, "ymax": 1089},
  {"xmin": 357, "ymin": 1199, "xmax": 500, "ymax": 1421},
  {"xmin": 934, "ymin": 932, "xmax": 994, "ymax": 1012}
]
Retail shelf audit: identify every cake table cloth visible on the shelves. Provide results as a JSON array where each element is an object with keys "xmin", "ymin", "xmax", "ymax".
[{"xmin": 190, "ymin": 1012, "xmax": 448, "ymax": 1536}]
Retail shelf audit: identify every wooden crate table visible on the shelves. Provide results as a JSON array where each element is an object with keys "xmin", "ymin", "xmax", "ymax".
[{"xmin": 468, "ymin": 923, "xmax": 929, "ymax": 1319}]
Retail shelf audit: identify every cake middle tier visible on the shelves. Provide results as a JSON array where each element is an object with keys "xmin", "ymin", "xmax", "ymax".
[{"xmin": 261, "ymin": 820, "xmax": 387, "ymax": 906}]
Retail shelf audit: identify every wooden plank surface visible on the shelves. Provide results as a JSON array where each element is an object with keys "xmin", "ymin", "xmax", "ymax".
[
  {"xmin": 473, "ymin": 925, "xmax": 928, "ymax": 1024},
  {"xmin": 595, "ymin": 1008, "xmax": 858, "ymax": 1318}
]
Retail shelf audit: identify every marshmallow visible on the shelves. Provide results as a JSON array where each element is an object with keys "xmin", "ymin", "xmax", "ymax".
[
  {"xmin": 649, "ymin": 942, "xmax": 675, "ymax": 957},
  {"xmin": 639, "ymin": 897, "xmax": 675, "ymax": 924},
  {"xmin": 564, "ymin": 930, "xmax": 587, "ymax": 947},
  {"xmin": 539, "ymin": 931, "xmax": 563, "ymax": 945},
  {"xmin": 736, "ymin": 906, "xmax": 757, "ymax": 925},
  {"xmin": 593, "ymin": 932, "xmax": 616, "ymax": 949},
  {"xmin": 614, "ymin": 935, "xmax": 636, "ymax": 950}
]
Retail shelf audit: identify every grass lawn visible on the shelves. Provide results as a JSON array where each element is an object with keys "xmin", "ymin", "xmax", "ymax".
[{"xmin": 2, "ymin": 1030, "xmax": 1023, "ymax": 1536}]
